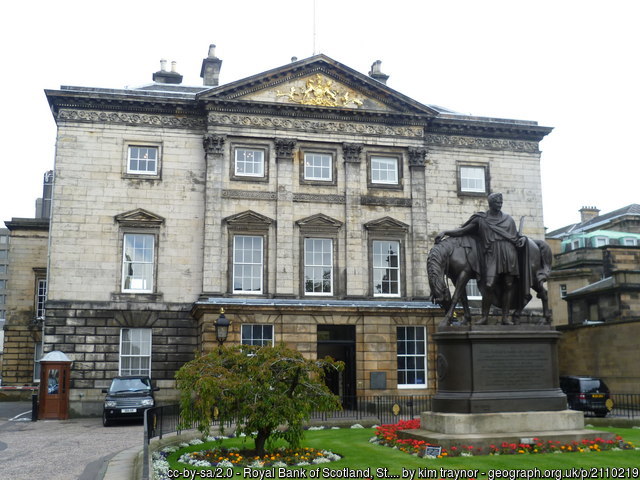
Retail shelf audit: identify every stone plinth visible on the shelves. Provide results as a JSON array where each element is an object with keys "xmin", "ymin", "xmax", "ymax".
[
  {"xmin": 398, "ymin": 410, "xmax": 615, "ymax": 451},
  {"xmin": 433, "ymin": 325, "xmax": 566, "ymax": 413}
]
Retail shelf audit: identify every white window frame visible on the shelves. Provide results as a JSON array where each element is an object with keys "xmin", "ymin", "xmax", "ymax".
[
  {"xmin": 121, "ymin": 233, "xmax": 155, "ymax": 293},
  {"xmin": 465, "ymin": 278, "xmax": 482, "ymax": 300},
  {"xmin": 241, "ymin": 324, "xmax": 274, "ymax": 347},
  {"xmin": 594, "ymin": 236, "xmax": 609, "ymax": 247},
  {"xmin": 571, "ymin": 239, "xmax": 581, "ymax": 250},
  {"xmin": 33, "ymin": 341, "xmax": 44, "ymax": 382},
  {"xmin": 623, "ymin": 237, "xmax": 638, "ymax": 246},
  {"xmin": 127, "ymin": 145, "xmax": 159, "ymax": 175},
  {"xmin": 304, "ymin": 153, "xmax": 332, "ymax": 181},
  {"xmin": 560, "ymin": 284, "xmax": 568, "ymax": 298},
  {"xmin": 371, "ymin": 156, "xmax": 398, "ymax": 185},
  {"xmin": 119, "ymin": 328, "xmax": 152, "ymax": 376},
  {"xmin": 36, "ymin": 278, "xmax": 47, "ymax": 319},
  {"xmin": 232, "ymin": 235, "xmax": 264, "ymax": 294},
  {"xmin": 460, "ymin": 166, "xmax": 486, "ymax": 193},
  {"xmin": 304, "ymin": 238, "xmax": 333, "ymax": 296},
  {"xmin": 397, "ymin": 326, "xmax": 427, "ymax": 389},
  {"xmin": 235, "ymin": 148, "xmax": 265, "ymax": 177},
  {"xmin": 372, "ymin": 240, "xmax": 401, "ymax": 297}
]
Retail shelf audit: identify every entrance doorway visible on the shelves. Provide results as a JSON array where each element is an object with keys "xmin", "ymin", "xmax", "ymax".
[{"xmin": 317, "ymin": 325, "xmax": 356, "ymax": 409}]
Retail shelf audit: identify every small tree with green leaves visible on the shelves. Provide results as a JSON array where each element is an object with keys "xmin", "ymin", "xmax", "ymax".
[{"xmin": 175, "ymin": 343, "xmax": 343, "ymax": 455}]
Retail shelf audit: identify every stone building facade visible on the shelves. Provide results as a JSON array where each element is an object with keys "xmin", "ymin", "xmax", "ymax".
[{"xmin": 38, "ymin": 49, "xmax": 550, "ymax": 414}]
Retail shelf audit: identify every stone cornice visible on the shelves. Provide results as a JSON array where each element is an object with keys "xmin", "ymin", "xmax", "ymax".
[
  {"xmin": 293, "ymin": 193, "xmax": 346, "ymax": 204},
  {"xmin": 425, "ymin": 134, "xmax": 540, "ymax": 153},
  {"xmin": 361, "ymin": 196, "xmax": 413, "ymax": 207},
  {"xmin": 56, "ymin": 109, "xmax": 206, "ymax": 129},
  {"xmin": 208, "ymin": 112, "xmax": 424, "ymax": 138}
]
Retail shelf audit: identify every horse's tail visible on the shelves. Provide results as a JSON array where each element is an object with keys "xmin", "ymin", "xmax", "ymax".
[
  {"xmin": 427, "ymin": 241, "xmax": 452, "ymax": 308},
  {"xmin": 534, "ymin": 239, "xmax": 552, "ymax": 283}
]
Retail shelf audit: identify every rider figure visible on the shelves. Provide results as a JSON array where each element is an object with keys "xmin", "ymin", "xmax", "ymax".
[{"xmin": 435, "ymin": 193, "xmax": 526, "ymax": 325}]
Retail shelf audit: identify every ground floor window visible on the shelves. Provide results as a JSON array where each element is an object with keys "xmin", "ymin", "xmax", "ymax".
[
  {"xmin": 397, "ymin": 326, "xmax": 426, "ymax": 388},
  {"xmin": 241, "ymin": 324, "xmax": 274, "ymax": 347},
  {"xmin": 33, "ymin": 341, "xmax": 43, "ymax": 382},
  {"xmin": 119, "ymin": 328, "xmax": 152, "ymax": 376}
]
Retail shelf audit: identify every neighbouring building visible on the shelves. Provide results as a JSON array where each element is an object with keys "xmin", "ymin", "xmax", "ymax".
[
  {"xmin": 0, "ymin": 172, "xmax": 53, "ymax": 386},
  {"xmin": 6, "ymin": 46, "xmax": 551, "ymax": 414},
  {"xmin": 547, "ymin": 205, "xmax": 640, "ymax": 394}
]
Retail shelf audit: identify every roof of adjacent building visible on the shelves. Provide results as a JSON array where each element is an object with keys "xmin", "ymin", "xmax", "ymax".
[{"xmin": 547, "ymin": 204, "xmax": 640, "ymax": 238}]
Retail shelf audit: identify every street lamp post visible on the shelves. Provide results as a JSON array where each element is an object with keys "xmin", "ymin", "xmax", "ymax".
[{"xmin": 215, "ymin": 308, "xmax": 230, "ymax": 349}]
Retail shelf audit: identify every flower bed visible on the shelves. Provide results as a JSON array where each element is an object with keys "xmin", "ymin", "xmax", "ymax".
[{"xmin": 373, "ymin": 420, "xmax": 636, "ymax": 457}]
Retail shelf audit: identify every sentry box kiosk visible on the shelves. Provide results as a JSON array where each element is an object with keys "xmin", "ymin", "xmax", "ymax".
[{"xmin": 38, "ymin": 350, "xmax": 72, "ymax": 420}]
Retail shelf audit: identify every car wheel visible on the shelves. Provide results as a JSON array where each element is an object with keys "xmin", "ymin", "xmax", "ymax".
[{"xmin": 103, "ymin": 411, "xmax": 111, "ymax": 427}]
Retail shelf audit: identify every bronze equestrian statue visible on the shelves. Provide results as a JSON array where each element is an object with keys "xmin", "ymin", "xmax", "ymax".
[{"xmin": 429, "ymin": 193, "xmax": 552, "ymax": 326}]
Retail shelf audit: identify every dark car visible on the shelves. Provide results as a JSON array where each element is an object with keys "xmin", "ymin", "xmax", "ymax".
[
  {"xmin": 102, "ymin": 376, "xmax": 159, "ymax": 426},
  {"xmin": 560, "ymin": 375, "xmax": 613, "ymax": 417}
]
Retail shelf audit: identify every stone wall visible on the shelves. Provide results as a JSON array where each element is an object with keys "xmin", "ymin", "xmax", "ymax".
[
  {"xmin": 558, "ymin": 320, "xmax": 640, "ymax": 394},
  {"xmin": 0, "ymin": 222, "xmax": 48, "ymax": 385},
  {"xmin": 45, "ymin": 301, "xmax": 197, "ymax": 415}
]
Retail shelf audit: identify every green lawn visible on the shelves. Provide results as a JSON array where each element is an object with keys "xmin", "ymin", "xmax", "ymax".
[{"xmin": 162, "ymin": 427, "xmax": 640, "ymax": 480}]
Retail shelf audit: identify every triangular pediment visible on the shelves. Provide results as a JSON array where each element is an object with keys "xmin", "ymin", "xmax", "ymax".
[
  {"xmin": 296, "ymin": 213, "xmax": 343, "ymax": 232},
  {"xmin": 364, "ymin": 216, "xmax": 409, "ymax": 233},
  {"xmin": 224, "ymin": 210, "xmax": 273, "ymax": 229},
  {"xmin": 115, "ymin": 208, "xmax": 165, "ymax": 227},
  {"xmin": 197, "ymin": 55, "xmax": 439, "ymax": 116}
]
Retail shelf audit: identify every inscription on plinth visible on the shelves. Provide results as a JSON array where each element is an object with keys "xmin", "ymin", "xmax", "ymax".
[{"xmin": 474, "ymin": 343, "xmax": 552, "ymax": 391}]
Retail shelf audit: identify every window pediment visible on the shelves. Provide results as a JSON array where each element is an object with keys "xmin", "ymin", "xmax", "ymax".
[
  {"xmin": 365, "ymin": 216, "xmax": 409, "ymax": 233},
  {"xmin": 296, "ymin": 213, "xmax": 343, "ymax": 233},
  {"xmin": 115, "ymin": 208, "xmax": 165, "ymax": 228},
  {"xmin": 224, "ymin": 210, "xmax": 273, "ymax": 231}
]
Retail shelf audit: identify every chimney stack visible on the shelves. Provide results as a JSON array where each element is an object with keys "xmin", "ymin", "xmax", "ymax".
[
  {"xmin": 200, "ymin": 44, "xmax": 223, "ymax": 87},
  {"xmin": 368, "ymin": 60, "xmax": 389, "ymax": 84},
  {"xmin": 579, "ymin": 206, "xmax": 600, "ymax": 223},
  {"xmin": 153, "ymin": 59, "xmax": 183, "ymax": 84}
]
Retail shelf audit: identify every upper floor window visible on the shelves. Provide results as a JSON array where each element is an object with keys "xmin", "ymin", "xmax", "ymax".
[
  {"xmin": 0, "ymin": 250, "xmax": 7, "ymax": 260},
  {"xmin": 459, "ymin": 165, "xmax": 487, "ymax": 194},
  {"xmin": 371, "ymin": 156, "xmax": 399, "ymax": 185},
  {"xmin": 373, "ymin": 240, "xmax": 400, "ymax": 296},
  {"xmin": 233, "ymin": 235, "xmax": 264, "ymax": 294},
  {"xmin": 36, "ymin": 278, "xmax": 47, "ymax": 319},
  {"xmin": 241, "ymin": 324, "xmax": 274, "ymax": 347},
  {"xmin": 560, "ymin": 284, "xmax": 567, "ymax": 298},
  {"xmin": 304, "ymin": 238, "xmax": 333, "ymax": 296},
  {"xmin": 0, "ymin": 234, "xmax": 8, "ymax": 244},
  {"xmin": 127, "ymin": 146, "xmax": 158, "ymax": 175},
  {"xmin": 571, "ymin": 239, "xmax": 581, "ymax": 250},
  {"xmin": 623, "ymin": 237, "xmax": 638, "ymax": 246},
  {"xmin": 119, "ymin": 328, "xmax": 152, "ymax": 376},
  {"xmin": 235, "ymin": 148, "xmax": 265, "ymax": 178},
  {"xmin": 0, "ymin": 279, "xmax": 5, "ymax": 290},
  {"xmin": 122, "ymin": 233, "xmax": 155, "ymax": 293},
  {"xmin": 304, "ymin": 153, "xmax": 332, "ymax": 181},
  {"xmin": 593, "ymin": 237, "xmax": 609, "ymax": 247},
  {"xmin": 0, "ymin": 265, "xmax": 7, "ymax": 274},
  {"xmin": 465, "ymin": 279, "xmax": 481, "ymax": 300}
]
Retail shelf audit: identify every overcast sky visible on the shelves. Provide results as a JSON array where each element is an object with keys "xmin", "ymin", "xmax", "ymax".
[{"xmin": 1, "ymin": 0, "xmax": 638, "ymax": 232}]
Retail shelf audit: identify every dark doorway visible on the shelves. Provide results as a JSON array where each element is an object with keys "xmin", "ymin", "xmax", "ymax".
[{"xmin": 317, "ymin": 325, "xmax": 356, "ymax": 409}]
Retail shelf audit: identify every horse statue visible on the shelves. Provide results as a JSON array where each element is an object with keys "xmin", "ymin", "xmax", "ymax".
[{"xmin": 428, "ymin": 235, "xmax": 552, "ymax": 327}]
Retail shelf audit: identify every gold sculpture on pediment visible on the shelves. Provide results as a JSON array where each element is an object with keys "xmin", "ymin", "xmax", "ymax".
[{"xmin": 276, "ymin": 74, "xmax": 364, "ymax": 108}]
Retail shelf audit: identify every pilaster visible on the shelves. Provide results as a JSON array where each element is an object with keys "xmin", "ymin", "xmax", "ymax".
[
  {"xmin": 274, "ymin": 138, "xmax": 297, "ymax": 296},
  {"xmin": 408, "ymin": 147, "xmax": 429, "ymax": 298},
  {"xmin": 202, "ymin": 134, "xmax": 226, "ymax": 294},
  {"xmin": 343, "ymin": 143, "xmax": 366, "ymax": 298}
]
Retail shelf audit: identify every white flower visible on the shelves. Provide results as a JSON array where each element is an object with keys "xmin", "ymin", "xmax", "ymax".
[
  {"xmin": 217, "ymin": 460, "xmax": 234, "ymax": 468},
  {"xmin": 272, "ymin": 461, "xmax": 287, "ymax": 467},
  {"xmin": 248, "ymin": 460, "xmax": 264, "ymax": 468},
  {"xmin": 350, "ymin": 424, "xmax": 364, "ymax": 429},
  {"xmin": 312, "ymin": 457, "xmax": 331, "ymax": 464},
  {"xmin": 331, "ymin": 427, "xmax": 340, "ymax": 430},
  {"xmin": 189, "ymin": 439, "xmax": 204, "ymax": 445},
  {"xmin": 308, "ymin": 426, "xmax": 325, "ymax": 430},
  {"xmin": 296, "ymin": 462, "xmax": 310, "ymax": 466}
]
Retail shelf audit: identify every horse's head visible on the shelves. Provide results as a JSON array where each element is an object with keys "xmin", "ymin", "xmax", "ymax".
[{"xmin": 430, "ymin": 286, "xmax": 452, "ymax": 312}]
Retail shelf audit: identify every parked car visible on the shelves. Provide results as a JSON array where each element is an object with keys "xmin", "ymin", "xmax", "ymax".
[
  {"xmin": 102, "ymin": 375, "xmax": 158, "ymax": 426},
  {"xmin": 560, "ymin": 375, "xmax": 613, "ymax": 417}
]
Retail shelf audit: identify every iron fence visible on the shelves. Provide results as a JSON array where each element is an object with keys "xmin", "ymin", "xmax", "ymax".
[
  {"xmin": 311, "ymin": 395, "xmax": 431, "ymax": 425},
  {"xmin": 609, "ymin": 393, "xmax": 640, "ymax": 419}
]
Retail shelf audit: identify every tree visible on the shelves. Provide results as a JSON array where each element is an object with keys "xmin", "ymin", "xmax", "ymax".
[{"xmin": 175, "ymin": 343, "xmax": 343, "ymax": 455}]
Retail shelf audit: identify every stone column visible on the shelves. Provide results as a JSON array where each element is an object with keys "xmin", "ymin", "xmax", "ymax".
[
  {"xmin": 343, "ymin": 143, "xmax": 366, "ymax": 298},
  {"xmin": 202, "ymin": 133, "xmax": 226, "ymax": 294},
  {"xmin": 408, "ymin": 147, "xmax": 429, "ymax": 299},
  {"xmin": 274, "ymin": 138, "xmax": 297, "ymax": 297}
]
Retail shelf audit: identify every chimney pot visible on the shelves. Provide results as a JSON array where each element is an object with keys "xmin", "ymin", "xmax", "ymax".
[
  {"xmin": 160, "ymin": 59, "xmax": 167, "ymax": 72},
  {"xmin": 291, "ymin": 56, "xmax": 298, "ymax": 63},
  {"xmin": 153, "ymin": 59, "xmax": 183, "ymax": 84},
  {"xmin": 201, "ymin": 43, "xmax": 223, "ymax": 87},
  {"xmin": 368, "ymin": 59, "xmax": 389, "ymax": 84},
  {"xmin": 171, "ymin": 61, "xmax": 177, "ymax": 73}
]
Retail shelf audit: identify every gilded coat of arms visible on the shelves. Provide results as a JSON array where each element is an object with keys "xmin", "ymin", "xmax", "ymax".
[{"xmin": 276, "ymin": 74, "xmax": 363, "ymax": 108}]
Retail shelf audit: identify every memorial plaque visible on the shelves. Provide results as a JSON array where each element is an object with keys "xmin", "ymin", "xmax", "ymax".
[{"xmin": 473, "ymin": 343, "xmax": 552, "ymax": 390}]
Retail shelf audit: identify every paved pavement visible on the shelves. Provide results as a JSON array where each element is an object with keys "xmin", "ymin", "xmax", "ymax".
[{"xmin": 0, "ymin": 402, "xmax": 143, "ymax": 480}]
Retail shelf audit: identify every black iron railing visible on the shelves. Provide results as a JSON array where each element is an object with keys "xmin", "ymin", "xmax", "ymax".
[
  {"xmin": 609, "ymin": 393, "xmax": 640, "ymax": 419},
  {"xmin": 311, "ymin": 395, "xmax": 432, "ymax": 425}
]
